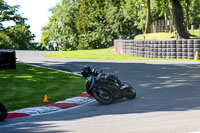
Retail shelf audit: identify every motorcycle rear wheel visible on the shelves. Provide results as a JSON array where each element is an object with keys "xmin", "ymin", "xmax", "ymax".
[
  {"xmin": 92, "ymin": 88, "xmax": 114, "ymax": 105},
  {"xmin": 0, "ymin": 103, "xmax": 7, "ymax": 121}
]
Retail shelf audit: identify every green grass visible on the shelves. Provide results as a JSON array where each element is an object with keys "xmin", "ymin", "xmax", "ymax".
[
  {"xmin": 42, "ymin": 48, "xmax": 197, "ymax": 61},
  {"xmin": 0, "ymin": 63, "xmax": 85, "ymax": 111},
  {"xmin": 189, "ymin": 29, "xmax": 200, "ymax": 38},
  {"xmin": 135, "ymin": 30, "xmax": 200, "ymax": 40},
  {"xmin": 134, "ymin": 32, "xmax": 175, "ymax": 40}
]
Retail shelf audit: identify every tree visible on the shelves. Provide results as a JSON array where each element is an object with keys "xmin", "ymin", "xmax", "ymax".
[
  {"xmin": 144, "ymin": 0, "xmax": 151, "ymax": 34},
  {"xmin": 41, "ymin": 0, "xmax": 80, "ymax": 50},
  {"xmin": 0, "ymin": 0, "xmax": 36, "ymax": 49},
  {"xmin": 169, "ymin": 0, "xmax": 189, "ymax": 39},
  {"xmin": 77, "ymin": 0, "xmax": 113, "ymax": 49},
  {"xmin": 0, "ymin": 0, "xmax": 24, "ymax": 31},
  {"xmin": 187, "ymin": 0, "xmax": 200, "ymax": 27}
]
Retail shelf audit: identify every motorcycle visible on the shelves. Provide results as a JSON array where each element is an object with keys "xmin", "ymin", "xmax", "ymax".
[
  {"xmin": 81, "ymin": 67, "xmax": 136, "ymax": 105},
  {"xmin": 0, "ymin": 103, "xmax": 7, "ymax": 121}
]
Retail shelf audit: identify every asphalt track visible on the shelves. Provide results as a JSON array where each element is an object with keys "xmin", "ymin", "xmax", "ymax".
[{"xmin": 1, "ymin": 50, "xmax": 200, "ymax": 133}]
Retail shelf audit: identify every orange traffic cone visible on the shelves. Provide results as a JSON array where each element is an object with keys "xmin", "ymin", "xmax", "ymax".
[{"xmin": 43, "ymin": 94, "xmax": 48, "ymax": 102}]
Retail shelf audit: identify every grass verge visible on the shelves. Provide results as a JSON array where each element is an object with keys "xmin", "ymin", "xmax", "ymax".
[
  {"xmin": 42, "ymin": 48, "xmax": 197, "ymax": 61},
  {"xmin": 135, "ymin": 30, "xmax": 200, "ymax": 40},
  {"xmin": 0, "ymin": 63, "xmax": 85, "ymax": 112},
  {"xmin": 134, "ymin": 32, "xmax": 175, "ymax": 40}
]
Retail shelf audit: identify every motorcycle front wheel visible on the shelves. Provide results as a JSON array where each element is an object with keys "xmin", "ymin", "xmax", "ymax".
[
  {"xmin": 0, "ymin": 103, "xmax": 7, "ymax": 121},
  {"xmin": 92, "ymin": 88, "xmax": 114, "ymax": 105},
  {"xmin": 122, "ymin": 83, "xmax": 136, "ymax": 99}
]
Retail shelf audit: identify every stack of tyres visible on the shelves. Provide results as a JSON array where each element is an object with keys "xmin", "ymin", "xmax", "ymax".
[
  {"xmin": 187, "ymin": 39, "xmax": 194, "ymax": 60},
  {"xmin": 182, "ymin": 40, "xmax": 188, "ymax": 59},
  {"xmin": 135, "ymin": 40, "xmax": 138, "ymax": 57},
  {"xmin": 153, "ymin": 40, "xmax": 158, "ymax": 58},
  {"xmin": 138, "ymin": 40, "xmax": 142, "ymax": 57},
  {"xmin": 144, "ymin": 41, "xmax": 147, "ymax": 58},
  {"xmin": 170, "ymin": 40, "xmax": 176, "ymax": 59},
  {"xmin": 162, "ymin": 40, "xmax": 167, "ymax": 58},
  {"xmin": 141, "ymin": 40, "xmax": 145, "ymax": 57},
  {"xmin": 149, "ymin": 40, "xmax": 155, "ymax": 58},
  {"xmin": 122, "ymin": 41, "xmax": 126, "ymax": 55},
  {"xmin": 138, "ymin": 40, "xmax": 141, "ymax": 57},
  {"xmin": 126, "ymin": 40, "xmax": 131, "ymax": 56},
  {"xmin": 129, "ymin": 41, "xmax": 133, "ymax": 56},
  {"xmin": 125, "ymin": 40, "xmax": 129, "ymax": 55},
  {"xmin": 166, "ymin": 40, "xmax": 171, "ymax": 59},
  {"xmin": 0, "ymin": 50, "xmax": 16, "ymax": 69},
  {"xmin": 151, "ymin": 41, "xmax": 156, "ymax": 58},
  {"xmin": 158, "ymin": 40, "xmax": 162, "ymax": 58},
  {"xmin": 132, "ymin": 41, "xmax": 135, "ymax": 56},
  {"xmin": 145, "ymin": 40, "xmax": 149, "ymax": 58},
  {"xmin": 176, "ymin": 40, "xmax": 182, "ymax": 59},
  {"xmin": 146, "ymin": 40, "xmax": 150, "ymax": 58},
  {"xmin": 136, "ymin": 40, "xmax": 139, "ymax": 57},
  {"xmin": 194, "ymin": 39, "xmax": 200, "ymax": 59},
  {"xmin": 132, "ymin": 40, "xmax": 136, "ymax": 56},
  {"xmin": 134, "ymin": 40, "xmax": 137, "ymax": 56}
]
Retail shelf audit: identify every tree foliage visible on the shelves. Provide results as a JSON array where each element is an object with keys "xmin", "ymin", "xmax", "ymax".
[
  {"xmin": 0, "ymin": 0, "xmax": 36, "ymax": 50},
  {"xmin": 41, "ymin": 0, "xmax": 200, "ymax": 50}
]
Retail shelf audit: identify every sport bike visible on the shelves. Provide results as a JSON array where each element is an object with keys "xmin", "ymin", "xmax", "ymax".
[{"xmin": 81, "ymin": 67, "xmax": 136, "ymax": 105}]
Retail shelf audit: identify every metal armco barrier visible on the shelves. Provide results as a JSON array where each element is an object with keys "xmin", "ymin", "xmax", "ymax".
[{"xmin": 114, "ymin": 39, "xmax": 200, "ymax": 60}]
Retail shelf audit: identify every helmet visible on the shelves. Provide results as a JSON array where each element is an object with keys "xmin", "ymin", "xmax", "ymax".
[{"xmin": 81, "ymin": 66, "xmax": 92, "ymax": 78}]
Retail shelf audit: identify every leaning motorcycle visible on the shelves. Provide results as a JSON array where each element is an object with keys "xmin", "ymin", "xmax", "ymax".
[
  {"xmin": 81, "ymin": 67, "xmax": 136, "ymax": 105},
  {"xmin": 0, "ymin": 103, "xmax": 7, "ymax": 121}
]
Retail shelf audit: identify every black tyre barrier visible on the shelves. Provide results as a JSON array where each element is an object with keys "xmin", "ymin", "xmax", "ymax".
[
  {"xmin": 157, "ymin": 41, "xmax": 162, "ymax": 59},
  {"xmin": 188, "ymin": 56, "xmax": 194, "ymax": 60},
  {"xmin": 166, "ymin": 52, "xmax": 171, "ymax": 59},
  {"xmin": 194, "ymin": 44, "xmax": 200, "ymax": 48},
  {"xmin": 176, "ymin": 40, "xmax": 182, "ymax": 45},
  {"xmin": 171, "ymin": 48, "xmax": 176, "ymax": 52},
  {"xmin": 0, "ymin": 50, "xmax": 16, "ymax": 69},
  {"xmin": 182, "ymin": 52, "xmax": 188, "ymax": 59},
  {"xmin": 162, "ymin": 53, "xmax": 167, "ymax": 58},
  {"xmin": 177, "ymin": 41, "xmax": 182, "ymax": 59},
  {"xmin": 114, "ymin": 39, "xmax": 200, "ymax": 60},
  {"xmin": 177, "ymin": 52, "xmax": 182, "ymax": 59},
  {"xmin": 167, "ymin": 48, "xmax": 171, "ymax": 52},
  {"xmin": 182, "ymin": 48, "xmax": 188, "ymax": 52},
  {"xmin": 188, "ymin": 48, "xmax": 194, "ymax": 52},
  {"xmin": 194, "ymin": 40, "xmax": 200, "ymax": 58},
  {"xmin": 158, "ymin": 48, "xmax": 162, "ymax": 52},
  {"xmin": 177, "ymin": 48, "xmax": 182, "ymax": 52},
  {"xmin": 162, "ymin": 40, "xmax": 167, "ymax": 59}
]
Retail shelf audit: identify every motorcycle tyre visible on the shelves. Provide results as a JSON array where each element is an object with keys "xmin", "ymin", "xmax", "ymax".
[
  {"xmin": 92, "ymin": 88, "xmax": 114, "ymax": 105},
  {"xmin": 122, "ymin": 83, "xmax": 136, "ymax": 99},
  {"xmin": 0, "ymin": 103, "xmax": 7, "ymax": 121}
]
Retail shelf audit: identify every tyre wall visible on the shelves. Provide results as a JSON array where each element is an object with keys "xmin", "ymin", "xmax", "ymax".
[
  {"xmin": 0, "ymin": 50, "xmax": 16, "ymax": 69},
  {"xmin": 114, "ymin": 39, "xmax": 200, "ymax": 59}
]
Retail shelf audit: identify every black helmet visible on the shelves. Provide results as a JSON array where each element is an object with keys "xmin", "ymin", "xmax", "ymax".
[{"xmin": 81, "ymin": 66, "xmax": 92, "ymax": 78}]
